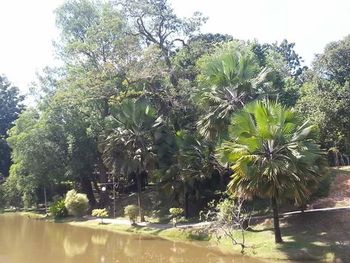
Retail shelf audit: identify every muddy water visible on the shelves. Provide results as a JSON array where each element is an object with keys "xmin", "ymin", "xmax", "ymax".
[{"xmin": 0, "ymin": 213, "xmax": 265, "ymax": 263}]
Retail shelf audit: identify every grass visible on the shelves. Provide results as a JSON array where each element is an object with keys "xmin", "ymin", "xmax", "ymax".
[
  {"xmin": 68, "ymin": 219, "xmax": 210, "ymax": 242},
  {"xmin": 234, "ymin": 210, "xmax": 349, "ymax": 262}
]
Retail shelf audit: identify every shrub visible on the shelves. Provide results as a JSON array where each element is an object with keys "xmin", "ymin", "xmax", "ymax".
[
  {"xmin": 169, "ymin": 207, "xmax": 184, "ymax": 227},
  {"xmin": 64, "ymin": 190, "xmax": 89, "ymax": 217},
  {"xmin": 49, "ymin": 199, "xmax": 68, "ymax": 219},
  {"xmin": 124, "ymin": 205, "xmax": 139, "ymax": 225},
  {"xmin": 92, "ymin": 208, "xmax": 109, "ymax": 224},
  {"xmin": 200, "ymin": 198, "xmax": 249, "ymax": 253}
]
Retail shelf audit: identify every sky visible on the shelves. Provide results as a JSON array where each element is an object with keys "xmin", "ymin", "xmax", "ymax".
[{"xmin": 0, "ymin": 0, "xmax": 350, "ymax": 96}]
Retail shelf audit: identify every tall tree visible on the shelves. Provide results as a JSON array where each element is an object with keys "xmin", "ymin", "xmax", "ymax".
[
  {"xmin": 6, "ymin": 109, "xmax": 66, "ymax": 207},
  {"xmin": 0, "ymin": 76, "xmax": 24, "ymax": 177},
  {"xmin": 313, "ymin": 35, "xmax": 350, "ymax": 85},
  {"xmin": 217, "ymin": 100, "xmax": 325, "ymax": 243},
  {"xmin": 54, "ymin": 0, "xmax": 140, "ymax": 205},
  {"xmin": 102, "ymin": 97, "xmax": 159, "ymax": 221},
  {"xmin": 296, "ymin": 78, "xmax": 350, "ymax": 152},
  {"xmin": 117, "ymin": 0, "xmax": 207, "ymax": 87}
]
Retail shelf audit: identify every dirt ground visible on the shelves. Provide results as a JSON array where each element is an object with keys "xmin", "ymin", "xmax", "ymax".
[{"xmin": 311, "ymin": 167, "xmax": 350, "ymax": 209}]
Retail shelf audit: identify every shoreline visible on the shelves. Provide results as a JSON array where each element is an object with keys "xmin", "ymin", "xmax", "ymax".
[{"xmin": 11, "ymin": 211, "xmax": 330, "ymax": 262}]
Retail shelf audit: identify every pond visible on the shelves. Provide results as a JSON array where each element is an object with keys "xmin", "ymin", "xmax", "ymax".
[{"xmin": 0, "ymin": 213, "xmax": 266, "ymax": 263}]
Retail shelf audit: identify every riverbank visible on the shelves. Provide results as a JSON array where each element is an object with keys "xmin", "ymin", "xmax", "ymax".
[
  {"xmin": 13, "ymin": 167, "xmax": 350, "ymax": 262},
  {"xmin": 18, "ymin": 209, "xmax": 350, "ymax": 262}
]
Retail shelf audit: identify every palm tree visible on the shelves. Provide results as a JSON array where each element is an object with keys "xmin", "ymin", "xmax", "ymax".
[
  {"xmin": 216, "ymin": 100, "xmax": 326, "ymax": 243},
  {"xmin": 197, "ymin": 48, "xmax": 268, "ymax": 141},
  {"xmin": 101, "ymin": 97, "xmax": 158, "ymax": 222}
]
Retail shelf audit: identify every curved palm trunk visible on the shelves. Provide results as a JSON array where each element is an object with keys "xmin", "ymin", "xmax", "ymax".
[{"xmin": 271, "ymin": 197, "xmax": 283, "ymax": 243}]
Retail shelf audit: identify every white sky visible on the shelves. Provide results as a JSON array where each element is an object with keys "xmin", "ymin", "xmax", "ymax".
[{"xmin": 0, "ymin": 0, "xmax": 350, "ymax": 96}]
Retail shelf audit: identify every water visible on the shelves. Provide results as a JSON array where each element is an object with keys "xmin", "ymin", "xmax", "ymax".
[{"xmin": 0, "ymin": 213, "xmax": 265, "ymax": 263}]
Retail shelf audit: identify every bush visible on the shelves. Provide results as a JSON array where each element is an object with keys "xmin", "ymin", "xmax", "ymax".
[
  {"xmin": 124, "ymin": 205, "xmax": 139, "ymax": 225},
  {"xmin": 49, "ymin": 199, "xmax": 68, "ymax": 219},
  {"xmin": 169, "ymin": 207, "xmax": 184, "ymax": 227},
  {"xmin": 92, "ymin": 208, "xmax": 109, "ymax": 224},
  {"xmin": 64, "ymin": 190, "xmax": 89, "ymax": 217}
]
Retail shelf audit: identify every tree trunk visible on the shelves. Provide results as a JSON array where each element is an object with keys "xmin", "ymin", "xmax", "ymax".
[
  {"xmin": 219, "ymin": 172, "xmax": 225, "ymax": 192},
  {"xmin": 44, "ymin": 187, "xmax": 47, "ymax": 214},
  {"xmin": 271, "ymin": 197, "xmax": 283, "ymax": 243},
  {"xmin": 81, "ymin": 177, "xmax": 96, "ymax": 207},
  {"xmin": 184, "ymin": 185, "xmax": 189, "ymax": 218},
  {"xmin": 136, "ymin": 172, "xmax": 145, "ymax": 222}
]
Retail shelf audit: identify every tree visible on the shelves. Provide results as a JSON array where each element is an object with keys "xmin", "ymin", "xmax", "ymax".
[
  {"xmin": 196, "ymin": 41, "xmax": 268, "ymax": 140},
  {"xmin": 54, "ymin": 0, "xmax": 140, "ymax": 206},
  {"xmin": 295, "ymin": 78, "xmax": 350, "ymax": 152},
  {"xmin": 117, "ymin": 0, "xmax": 207, "ymax": 87},
  {"xmin": 313, "ymin": 35, "xmax": 350, "ymax": 85},
  {"xmin": 6, "ymin": 109, "xmax": 67, "ymax": 207},
  {"xmin": 0, "ymin": 76, "xmax": 24, "ymax": 177},
  {"xmin": 173, "ymin": 33, "xmax": 233, "ymax": 83},
  {"xmin": 101, "ymin": 97, "xmax": 158, "ymax": 221},
  {"xmin": 158, "ymin": 130, "xmax": 214, "ymax": 217},
  {"xmin": 252, "ymin": 40, "xmax": 306, "ymax": 79},
  {"xmin": 201, "ymin": 198, "xmax": 250, "ymax": 253},
  {"xmin": 271, "ymin": 39, "xmax": 306, "ymax": 78},
  {"xmin": 217, "ymin": 100, "xmax": 325, "ymax": 243}
]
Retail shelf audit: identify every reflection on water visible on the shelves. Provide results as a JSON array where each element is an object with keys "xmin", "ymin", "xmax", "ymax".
[
  {"xmin": 91, "ymin": 233, "xmax": 108, "ymax": 246},
  {"xmin": 63, "ymin": 235, "xmax": 88, "ymax": 257},
  {"xmin": 0, "ymin": 214, "xmax": 264, "ymax": 263}
]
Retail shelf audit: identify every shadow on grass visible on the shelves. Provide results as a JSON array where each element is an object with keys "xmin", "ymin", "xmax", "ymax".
[
  {"xmin": 247, "ymin": 227, "xmax": 274, "ymax": 233},
  {"xmin": 276, "ymin": 210, "xmax": 350, "ymax": 261}
]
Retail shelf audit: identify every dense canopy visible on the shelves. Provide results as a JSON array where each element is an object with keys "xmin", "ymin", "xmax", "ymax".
[{"xmin": 0, "ymin": 0, "xmax": 347, "ymax": 245}]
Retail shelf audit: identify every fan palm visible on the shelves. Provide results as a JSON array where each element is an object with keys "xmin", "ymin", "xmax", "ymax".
[
  {"xmin": 160, "ymin": 131, "xmax": 213, "ymax": 217},
  {"xmin": 101, "ymin": 97, "xmax": 159, "ymax": 222},
  {"xmin": 217, "ymin": 100, "xmax": 326, "ymax": 243},
  {"xmin": 197, "ymin": 50, "xmax": 268, "ymax": 140}
]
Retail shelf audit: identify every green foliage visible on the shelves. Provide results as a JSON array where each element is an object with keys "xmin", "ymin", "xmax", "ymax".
[
  {"xmin": 49, "ymin": 199, "xmax": 68, "ymax": 219},
  {"xmin": 313, "ymin": 34, "xmax": 350, "ymax": 85},
  {"xmin": 1, "ymin": 173, "xmax": 22, "ymax": 207},
  {"xmin": 217, "ymin": 100, "xmax": 326, "ymax": 204},
  {"xmin": 3, "ymin": 1, "xmax": 343, "ymax": 246},
  {"xmin": 169, "ymin": 207, "xmax": 184, "ymax": 227},
  {"xmin": 216, "ymin": 199, "xmax": 236, "ymax": 222},
  {"xmin": 124, "ymin": 205, "xmax": 139, "ymax": 225},
  {"xmin": 102, "ymin": 97, "xmax": 158, "ymax": 175},
  {"xmin": 64, "ymin": 190, "xmax": 89, "ymax": 217},
  {"xmin": 196, "ymin": 41, "xmax": 269, "ymax": 140},
  {"xmin": 92, "ymin": 208, "xmax": 109, "ymax": 218},
  {"xmin": 0, "ymin": 185, "xmax": 5, "ymax": 209},
  {"xmin": 0, "ymin": 75, "xmax": 24, "ymax": 177},
  {"xmin": 217, "ymin": 100, "xmax": 326, "ymax": 242},
  {"xmin": 296, "ymin": 79, "xmax": 350, "ymax": 152},
  {"xmin": 0, "ymin": 76, "xmax": 24, "ymax": 135},
  {"xmin": 92, "ymin": 208, "xmax": 109, "ymax": 224}
]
